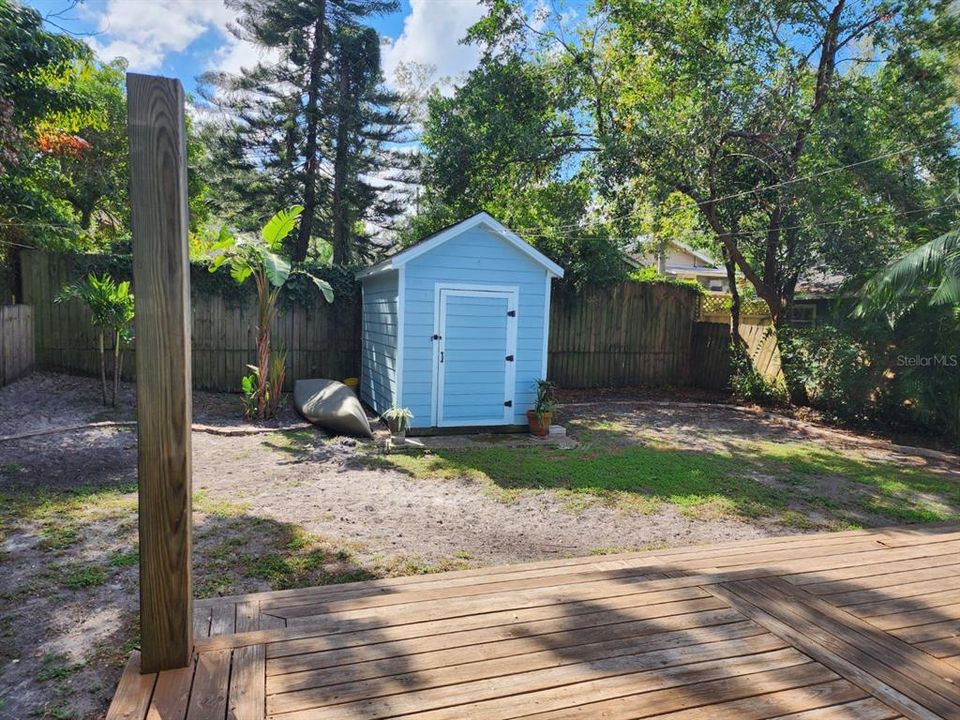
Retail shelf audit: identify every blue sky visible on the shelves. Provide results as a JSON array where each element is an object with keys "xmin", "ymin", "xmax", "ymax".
[{"xmin": 25, "ymin": 0, "xmax": 489, "ymax": 96}]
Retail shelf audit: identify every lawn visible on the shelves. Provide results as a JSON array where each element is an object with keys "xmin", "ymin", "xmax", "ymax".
[
  {"xmin": 375, "ymin": 414, "xmax": 960, "ymax": 529},
  {"xmin": 1, "ymin": 373, "xmax": 958, "ymax": 719}
]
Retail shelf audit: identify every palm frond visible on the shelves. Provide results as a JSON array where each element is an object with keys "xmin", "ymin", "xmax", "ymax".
[{"xmin": 857, "ymin": 229, "xmax": 960, "ymax": 317}]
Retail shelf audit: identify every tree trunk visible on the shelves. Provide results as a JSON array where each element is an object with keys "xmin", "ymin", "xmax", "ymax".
[
  {"xmin": 774, "ymin": 315, "xmax": 810, "ymax": 407},
  {"xmin": 98, "ymin": 329, "xmax": 108, "ymax": 405},
  {"xmin": 721, "ymin": 247, "xmax": 741, "ymax": 342},
  {"xmin": 112, "ymin": 331, "xmax": 121, "ymax": 406},
  {"xmin": 332, "ymin": 52, "xmax": 352, "ymax": 265},
  {"xmin": 294, "ymin": 10, "xmax": 326, "ymax": 262}
]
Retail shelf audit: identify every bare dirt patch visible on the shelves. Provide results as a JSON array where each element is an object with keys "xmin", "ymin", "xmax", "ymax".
[{"xmin": 0, "ymin": 372, "xmax": 954, "ymax": 719}]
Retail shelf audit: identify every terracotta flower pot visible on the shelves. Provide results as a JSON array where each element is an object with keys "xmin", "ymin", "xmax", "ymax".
[{"xmin": 527, "ymin": 410, "xmax": 552, "ymax": 436}]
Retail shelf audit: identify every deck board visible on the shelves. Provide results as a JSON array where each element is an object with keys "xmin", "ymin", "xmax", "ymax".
[{"xmin": 107, "ymin": 525, "xmax": 960, "ymax": 720}]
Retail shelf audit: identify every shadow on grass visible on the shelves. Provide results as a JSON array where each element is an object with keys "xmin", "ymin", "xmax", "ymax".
[{"xmin": 361, "ymin": 413, "xmax": 960, "ymax": 528}]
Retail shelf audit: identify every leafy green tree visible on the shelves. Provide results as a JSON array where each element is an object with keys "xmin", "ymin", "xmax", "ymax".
[
  {"xmin": 595, "ymin": 0, "xmax": 959, "ymax": 403},
  {"xmin": 209, "ymin": 206, "xmax": 334, "ymax": 419},
  {"xmin": 412, "ymin": 55, "xmax": 623, "ymax": 287},
  {"xmin": 1, "ymin": 3, "xmax": 207, "ymax": 274},
  {"xmin": 56, "ymin": 273, "xmax": 134, "ymax": 406},
  {"xmin": 0, "ymin": 0, "xmax": 90, "ymax": 255}
]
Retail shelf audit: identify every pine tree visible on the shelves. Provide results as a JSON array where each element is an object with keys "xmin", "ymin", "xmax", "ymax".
[
  {"xmin": 201, "ymin": 0, "xmax": 404, "ymax": 263},
  {"xmin": 325, "ymin": 24, "xmax": 415, "ymax": 264}
]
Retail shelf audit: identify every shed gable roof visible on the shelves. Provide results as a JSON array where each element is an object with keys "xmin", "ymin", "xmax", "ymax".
[{"xmin": 356, "ymin": 212, "xmax": 564, "ymax": 279}]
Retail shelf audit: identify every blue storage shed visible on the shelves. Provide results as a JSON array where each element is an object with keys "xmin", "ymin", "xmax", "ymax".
[{"xmin": 357, "ymin": 212, "xmax": 564, "ymax": 429}]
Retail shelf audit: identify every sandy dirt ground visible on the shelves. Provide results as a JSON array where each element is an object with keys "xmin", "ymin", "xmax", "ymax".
[{"xmin": 0, "ymin": 372, "xmax": 954, "ymax": 719}]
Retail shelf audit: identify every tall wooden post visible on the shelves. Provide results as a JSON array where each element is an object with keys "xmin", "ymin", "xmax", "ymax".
[{"xmin": 127, "ymin": 73, "xmax": 193, "ymax": 672}]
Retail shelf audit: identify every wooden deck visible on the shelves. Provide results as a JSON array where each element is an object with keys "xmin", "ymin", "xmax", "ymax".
[{"xmin": 107, "ymin": 525, "xmax": 960, "ymax": 719}]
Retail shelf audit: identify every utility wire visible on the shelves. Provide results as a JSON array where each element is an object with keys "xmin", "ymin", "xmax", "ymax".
[
  {"xmin": 516, "ymin": 200, "xmax": 960, "ymax": 243},
  {"xmin": 511, "ymin": 136, "xmax": 957, "ymax": 236}
]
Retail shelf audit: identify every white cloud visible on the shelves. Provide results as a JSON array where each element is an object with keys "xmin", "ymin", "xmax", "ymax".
[
  {"xmin": 210, "ymin": 35, "xmax": 277, "ymax": 77},
  {"xmin": 381, "ymin": 0, "xmax": 485, "ymax": 91},
  {"xmin": 83, "ymin": 0, "xmax": 238, "ymax": 72}
]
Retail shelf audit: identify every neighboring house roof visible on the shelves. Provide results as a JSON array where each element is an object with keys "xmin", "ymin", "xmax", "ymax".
[
  {"xmin": 795, "ymin": 269, "xmax": 846, "ymax": 299},
  {"xmin": 668, "ymin": 240, "xmax": 722, "ymax": 268},
  {"xmin": 669, "ymin": 265, "xmax": 728, "ymax": 278},
  {"xmin": 356, "ymin": 212, "xmax": 565, "ymax": 279},
  {"xmin": 627, "ymin": 238, "xmax": 726, "ymax": 275}
]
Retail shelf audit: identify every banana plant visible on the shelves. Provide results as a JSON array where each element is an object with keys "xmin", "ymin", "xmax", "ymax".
[{"xmin": 209, "ymin": 206, "xmax": 333, "ymax": 419}]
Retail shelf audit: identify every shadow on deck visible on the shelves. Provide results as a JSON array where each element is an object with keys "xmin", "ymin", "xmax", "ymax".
[{"xmin": 108, "ymin": 524, "xmax": 960, "ymax": 719}]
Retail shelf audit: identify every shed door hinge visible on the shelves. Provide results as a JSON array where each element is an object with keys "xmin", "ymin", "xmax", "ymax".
[
  {"xmin": 504, "ymin": 400, "xmax": 513, "ymax": 408},
  {"xmin": 507, "ymin": 310, "xmax": 516, "ymax": 317},
  {"xmin": 505, "ymin": 355, "xmax": 514, "ymax": 362}
]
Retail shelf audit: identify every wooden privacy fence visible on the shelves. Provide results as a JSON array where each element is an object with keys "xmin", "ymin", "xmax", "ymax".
[
  {"xmin": 22, "ymin": 249, "xmax": 780, "ymax": 393},
  {"xmin": 689, "ymin": 319, "xmax": 783, "ymax": 391},
  {"xmin": 548, "ymin": 282, "xmax": 699, "ymax": 387},
  {"xmin": 690, "ymin": 322, "xmax": 732, "ymax": 390},
  {"xmin": 20, "ymin": 250, "xmax": 360, "ymax": 392},
  {"xmin": 0, "ymin": 304, "xmax": 34, "ymax": 387}
]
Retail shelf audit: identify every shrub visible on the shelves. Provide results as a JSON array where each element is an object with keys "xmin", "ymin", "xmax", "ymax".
[
  {"xmin": 778, "ymin": 326, "xmax": 883, "ymax": 420},
  {"xmin": 628, "ymin": 265, "xmax": 705, "ymax": 294}
]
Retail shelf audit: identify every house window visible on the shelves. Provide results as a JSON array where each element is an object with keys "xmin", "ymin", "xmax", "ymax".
[{"xmin": 789, "ymin": 303, "xmax": 816, "ymax": 326}]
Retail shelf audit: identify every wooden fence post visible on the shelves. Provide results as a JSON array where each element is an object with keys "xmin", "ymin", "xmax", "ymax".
[{"xmin": 127, "ymin": 73, "xmax": 193, "ymax": 672}]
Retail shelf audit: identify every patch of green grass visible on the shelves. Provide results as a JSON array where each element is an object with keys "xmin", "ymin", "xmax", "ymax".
[
  {"xmin": 373, "ymin": 554, "xmax": 473, "ymax": 576},
  {"xmin": 108, "ymin": 549, "xmax": 139, "ymax": 567},
  {"xmin": 590, "ymin": 546, "xmax": 639, "ymax": 556},
  {"xmin": 375, "ymin": 441, "xmax": 788, "ymax": 520},
  {"xmin": 38, "ymin": 525, "xmax": 80, "ymax": 551},
  {"xmin": 31, "ymin": 702, "xmax": 74, "ymax": 720},
  {"xmin": 369, "ymin": 421, "xmax": 957, "ymax": 526},
  {"xmin": 193, "ymin": 490, "xmax": 249, "ymax": 517},
  {"xmin": 0, "ymin": 462, "xmax": 23, "ymax": 475},
  {"xmin": 778, "ymin": 510, "xmax": 821, "ymax": 530},
  {"xmin": 262, "ymin": 429, "xmax": 317, "ymax": 456},
  {"xmin": 745, "ymin": 440, "xmax": 960, "ymax": 523},
  {"xmin": 196, "ymin": 524, "xmax": 369, "ymax": 594},
  {"xmin": 36, "ymin": 653, "xmax": 84, "ymax": 681},
  {"xmin": 59, "ymin": 562, "xmax": 107, "ymax": 589}
]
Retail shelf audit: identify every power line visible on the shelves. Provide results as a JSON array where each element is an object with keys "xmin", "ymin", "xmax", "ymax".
[
  {"xmin": 515, "ymin": 200, "xmax": 960, "ymax": 243},
  {"xmin": 511, "ymin": 136, "xmax": 957, "ymax": 236}
]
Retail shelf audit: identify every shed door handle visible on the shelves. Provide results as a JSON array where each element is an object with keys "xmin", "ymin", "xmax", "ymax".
[{"xmin": 440, "ymin": 351, "xmax": 444, "ymax": 363}]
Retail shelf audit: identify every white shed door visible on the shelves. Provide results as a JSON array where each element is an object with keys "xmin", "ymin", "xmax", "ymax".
[{"xmin": 434, "ymin": 288, "xmax": 518, "ymax": 426}]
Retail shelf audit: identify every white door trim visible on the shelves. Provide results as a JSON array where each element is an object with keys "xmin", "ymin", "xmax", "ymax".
[{"xmin": 431, "ymin": 283, "xmax": 519, "ymax": 427}]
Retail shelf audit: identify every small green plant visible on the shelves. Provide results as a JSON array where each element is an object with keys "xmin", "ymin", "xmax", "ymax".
[
  {"xmin": 209, "ymin": 206, "xmax": 333, "ymax": 420},
  {"xmin": 381, "ymin": 406, "xmax": 414, "ymax": 435},
  {"xmin": 108, "ymin": 549, "xmax": 139, "ymax": 567},
  {"xmin": 37, "ymin": 653, "xmax": 84, "ymax": 681},
  {"xmin": 532, "ymin": 379, "xmax": 558, "ymax": 422},
  {"xmin": 240, "ymin": 370, "xmax": 259, "ymax": 418},
  {"xmin": 60, "ymin": 563, "xmax": 107, "ymax": 589},
  {"xmin": 56, "ymin": 273, "xmax": 134, "ymax": 406}
]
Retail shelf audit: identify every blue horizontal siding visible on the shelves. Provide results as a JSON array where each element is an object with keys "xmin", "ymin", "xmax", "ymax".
[
  {"xmin": 359, "ymin": 270, "xmax": 399, "ymax": 414},
  {"xmin": 400, "ymin": 224, "xmax": 553, "ymax": 427}
]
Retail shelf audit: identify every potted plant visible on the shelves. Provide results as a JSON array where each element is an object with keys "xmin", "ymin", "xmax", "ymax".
[
  {"xmin": 382, "ymin": 406, "xmax": 414, "ymax": 439},
  {"xmin": 527, "ymin": 379, "xmax": 557, "ymax": 436}
]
